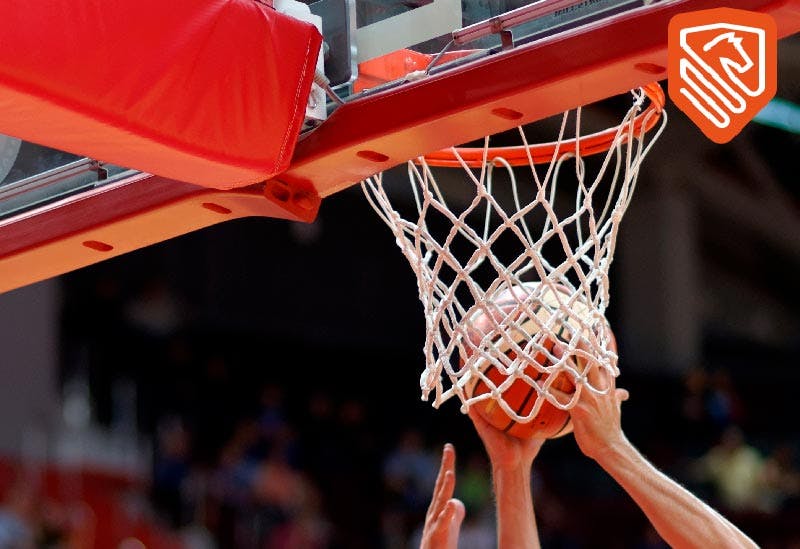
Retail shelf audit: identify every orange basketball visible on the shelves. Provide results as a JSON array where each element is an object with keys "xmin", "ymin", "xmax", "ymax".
[{"xmin": 462, "ymin": 282, "xmax": 616, "ymax": 439}]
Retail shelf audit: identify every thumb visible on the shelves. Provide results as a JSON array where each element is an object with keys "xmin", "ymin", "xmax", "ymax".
[
  {"xmin": 616, "ymin": 388, "xmax": 629, "ymax": 403},
  {"xmin": 444, "ymin": 499, "xmax": 465, "ymax": 544},
  {"xmin": 548, "ymin": 386, "xmax": 576, "ymax": 408},
  {"xmin": 448, "ymin": 498, "xmax": 466, "ymax": 525}
]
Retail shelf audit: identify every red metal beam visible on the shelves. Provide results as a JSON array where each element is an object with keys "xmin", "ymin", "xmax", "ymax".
[{"xmin": 279, "ymin": 0, "xmax": 800, "ymax": 197}]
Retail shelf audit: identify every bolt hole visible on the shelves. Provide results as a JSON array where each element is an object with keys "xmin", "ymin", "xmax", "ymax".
[
  {"xmin": 634, "ymin": 62, "xmax": 666, "ymax": 75},
  {"xmin": 357, "ymin": 150, "xmax": 390, "ymax": 163},
  {"xmin": 491, "ymin": 107, "xmax": 523, "ymax": 120},
  {"xmin": 83, "ymin": 240, "xmax": 113, "ymax": 252},
  {"xmin": 202, "ymin": 202, "xmax": 232, "ymax": 214}
]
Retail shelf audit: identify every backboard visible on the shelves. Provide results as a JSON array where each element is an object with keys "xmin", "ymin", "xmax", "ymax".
[{"xmin": 0, "ymin": 0, "xmax": 798, "ymax": 293}]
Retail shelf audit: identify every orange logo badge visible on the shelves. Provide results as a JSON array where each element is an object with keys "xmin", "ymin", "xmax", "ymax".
[{"xmin": 668, "ymin": 8, "xmax": 777, "ymax": 143}]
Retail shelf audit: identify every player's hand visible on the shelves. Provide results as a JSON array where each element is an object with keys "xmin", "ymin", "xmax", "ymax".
[
  {"xmin": 420, "ymin": 443, "xmax": 465, "ymax": 549},
  {"xmin": 550, "ymin": 342, "xmax": 629, "ymax": 462},
  {"xmin": 468, "ymin": 409, "xmax": 546, "ymax": 471}
]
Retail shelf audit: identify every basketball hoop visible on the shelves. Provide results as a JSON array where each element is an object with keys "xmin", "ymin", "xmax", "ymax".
[{"xmin": 362, "ymin": 82, "xmax": 666, "ymax": 423}]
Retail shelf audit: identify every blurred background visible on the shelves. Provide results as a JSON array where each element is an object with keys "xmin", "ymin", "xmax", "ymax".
[{"xmin": 0, "ymin": 33, "xmax": 798, "ymax": 549}]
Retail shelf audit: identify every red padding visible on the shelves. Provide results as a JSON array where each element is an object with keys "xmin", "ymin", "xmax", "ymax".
[{"xmin": 0, "ymin": 0, "xmax": 322, "ymax": 189}]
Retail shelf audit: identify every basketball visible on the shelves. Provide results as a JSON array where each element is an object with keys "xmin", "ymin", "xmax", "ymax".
[{"xmin": 461, "ymin": 281, "xmax": 616, "ymax": 439}]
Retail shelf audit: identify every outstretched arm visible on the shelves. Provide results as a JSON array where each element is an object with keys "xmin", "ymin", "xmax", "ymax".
[
  {"xmin": 469, "ymin": 410, "xmax": 544, "ymax": 549},
  {"xmin": 420, "ymin": 443, "xmax": 465, "ymax": 549},
  {"xmin": 554, "ymin": 344, "xmax": 758, "ymax": 549},
  {"xmin": 596, "ymin": 438, "xmax": 757, "ymax": 549}
]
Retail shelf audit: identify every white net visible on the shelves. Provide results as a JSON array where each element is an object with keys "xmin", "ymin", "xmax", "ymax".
[{"xmin": 362, "ymin": 86, "xmax": 666, "ymax": 423}]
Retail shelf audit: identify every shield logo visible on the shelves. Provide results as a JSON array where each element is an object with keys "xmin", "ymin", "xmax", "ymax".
[{"xmin": 668, "ymin": 8, "xmax": 777, "ymax": 143}]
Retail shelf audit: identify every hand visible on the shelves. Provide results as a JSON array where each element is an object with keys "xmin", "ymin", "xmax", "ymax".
[
  {"xmin": 468, "ymin": 410, "xmax": 545, "ymax": 549},
  {"xmin": 551, "ymin": 343, "xmax": 629, "ymax": 462},
  {"xmin": 468, "ymin": 409, "xmax": 546, "ymax": 471},
  {"xmin": 420, "ymin": 443, "xmax": 466, "ymax": 549}
]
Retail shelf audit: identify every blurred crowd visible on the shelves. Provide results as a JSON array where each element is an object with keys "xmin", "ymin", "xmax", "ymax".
[
  {"xmin": 0, "ymin": 269, "xmax": 796, "ymax": 549},
  {"xmin": 136, "ymin": 348, "xmax": 800, "ymax": 549}
]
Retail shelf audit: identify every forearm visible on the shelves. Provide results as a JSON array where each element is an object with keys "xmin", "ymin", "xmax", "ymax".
[
  {"xmin": 492, "ymin": 464, "xmax": 540, "ymax": 549},
  {"xmin": 597, "ymin": 437, "xmax": 758, "ymax": 549}
]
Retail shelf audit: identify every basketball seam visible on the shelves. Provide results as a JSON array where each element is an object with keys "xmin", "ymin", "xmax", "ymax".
[
  {"xmin": 552, "ymin": 415, "xmax": 572, "ymax": 437},
  {"xmin": 502, "ymin": 303, "xmax": 545, "ymax": 434}
]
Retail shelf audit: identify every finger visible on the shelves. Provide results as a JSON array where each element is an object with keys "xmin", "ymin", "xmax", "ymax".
[
  {"xmin": 548, "ymin": 386, "xmax": 576, "ymax": 408},
  {"xmin": 551, "ymin": 341, "xmax": 568, "ymax": 360},
  {"xmin": 583, "ymin": 358, "xmax": 609, "ymax": 390},
  {"xmin": 448, "ymin": 500, "xmax": 466, "ymax": 548},
  {"xmin": 572, "ymin": 335, "xmax": 591, "ymax": 354},
  {"xmin": 431, "ymin": 499, "xmax": 465, "ymax": 547},
  {"xmin": 616, "ymin": 388, "xmax": 629, "ymax": 403},
  {"xmin": 556, "ymin": 337, "xmax": 615, "ymax": 393},
  {"xmin": 428, "ymin": 469, "xmax": 456, "ymax": 524},
  {"xmin": 430, "ymin": 446, "xmax": 449, "ymax": 504},
  {"xmin": 551, "ymin": 341, "xmax": 584, "ymax": 379},
  {"xmin": 442, "ymin": 443, "xmax": 456, "ymax": 475},
  {"xmin": 553, "ymin": 341, "xmax": 597, "ymax": 384},
  {"xmin": 439, "ymin": 467, "xmax": 457, "ymax": 507},
  {"xmin": 443, "ymin": 498, "xmax": 466, "ymax": 525},
  {"xmin": 428, "ymin": 445, "xmax": 456, "ymax": 519}
]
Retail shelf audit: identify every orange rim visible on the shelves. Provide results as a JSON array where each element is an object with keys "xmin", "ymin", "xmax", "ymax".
[{"xmin": 421, "ymin": 82, "xmax": 665, "ymax": 168}]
